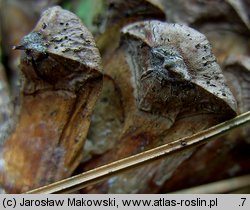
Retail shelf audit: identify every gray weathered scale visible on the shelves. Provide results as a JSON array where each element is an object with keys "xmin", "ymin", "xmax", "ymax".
[{"xmin": 122, "ymin": 21, "xmax": 236, "ymax": 121}]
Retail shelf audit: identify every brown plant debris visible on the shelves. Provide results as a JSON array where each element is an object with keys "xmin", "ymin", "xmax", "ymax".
[
  {"xmin": 0, "ymin": 6, "xmax": 102, "ymax": 193},
  {"xmin": 96, "ymin": 0, "xmax": 166, "ymax": 60},
  {"xmin": 82, "ymin": 21, "xmax": 237, "ymax": 193}
]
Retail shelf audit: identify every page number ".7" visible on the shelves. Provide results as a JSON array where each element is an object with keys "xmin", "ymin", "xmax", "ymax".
[{"xmin": 240, "ymin": 198, "xmax": 246, "ymax": 207}]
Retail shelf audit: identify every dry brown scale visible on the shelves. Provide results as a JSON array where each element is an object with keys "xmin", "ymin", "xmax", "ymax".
[
  {"xmin": 0, "ymin": 6, "xmax": 103, "ymax": 193},
  {"xmin": 82, "ymin": 20, "xmax": 236, "ymax": 193}
]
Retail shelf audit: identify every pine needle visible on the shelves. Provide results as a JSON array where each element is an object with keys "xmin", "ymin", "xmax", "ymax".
[{"xmin": 26, "ymin": 111, "xmax": 250, "ymax": 194}]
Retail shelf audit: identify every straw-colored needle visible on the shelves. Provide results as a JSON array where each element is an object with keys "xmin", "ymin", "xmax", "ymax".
[{"xmin": 26, "ymin": 111, "xmax": 250, "ymax": 194}]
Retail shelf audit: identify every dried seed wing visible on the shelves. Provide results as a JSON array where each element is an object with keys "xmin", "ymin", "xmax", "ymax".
[
  {"xmin": 0, "ymin": 6, "xmax": 102, "ymax": 193},
  {"xmin": 83, "ymin": 21, "xmax": 237, "ymax": 193}
]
